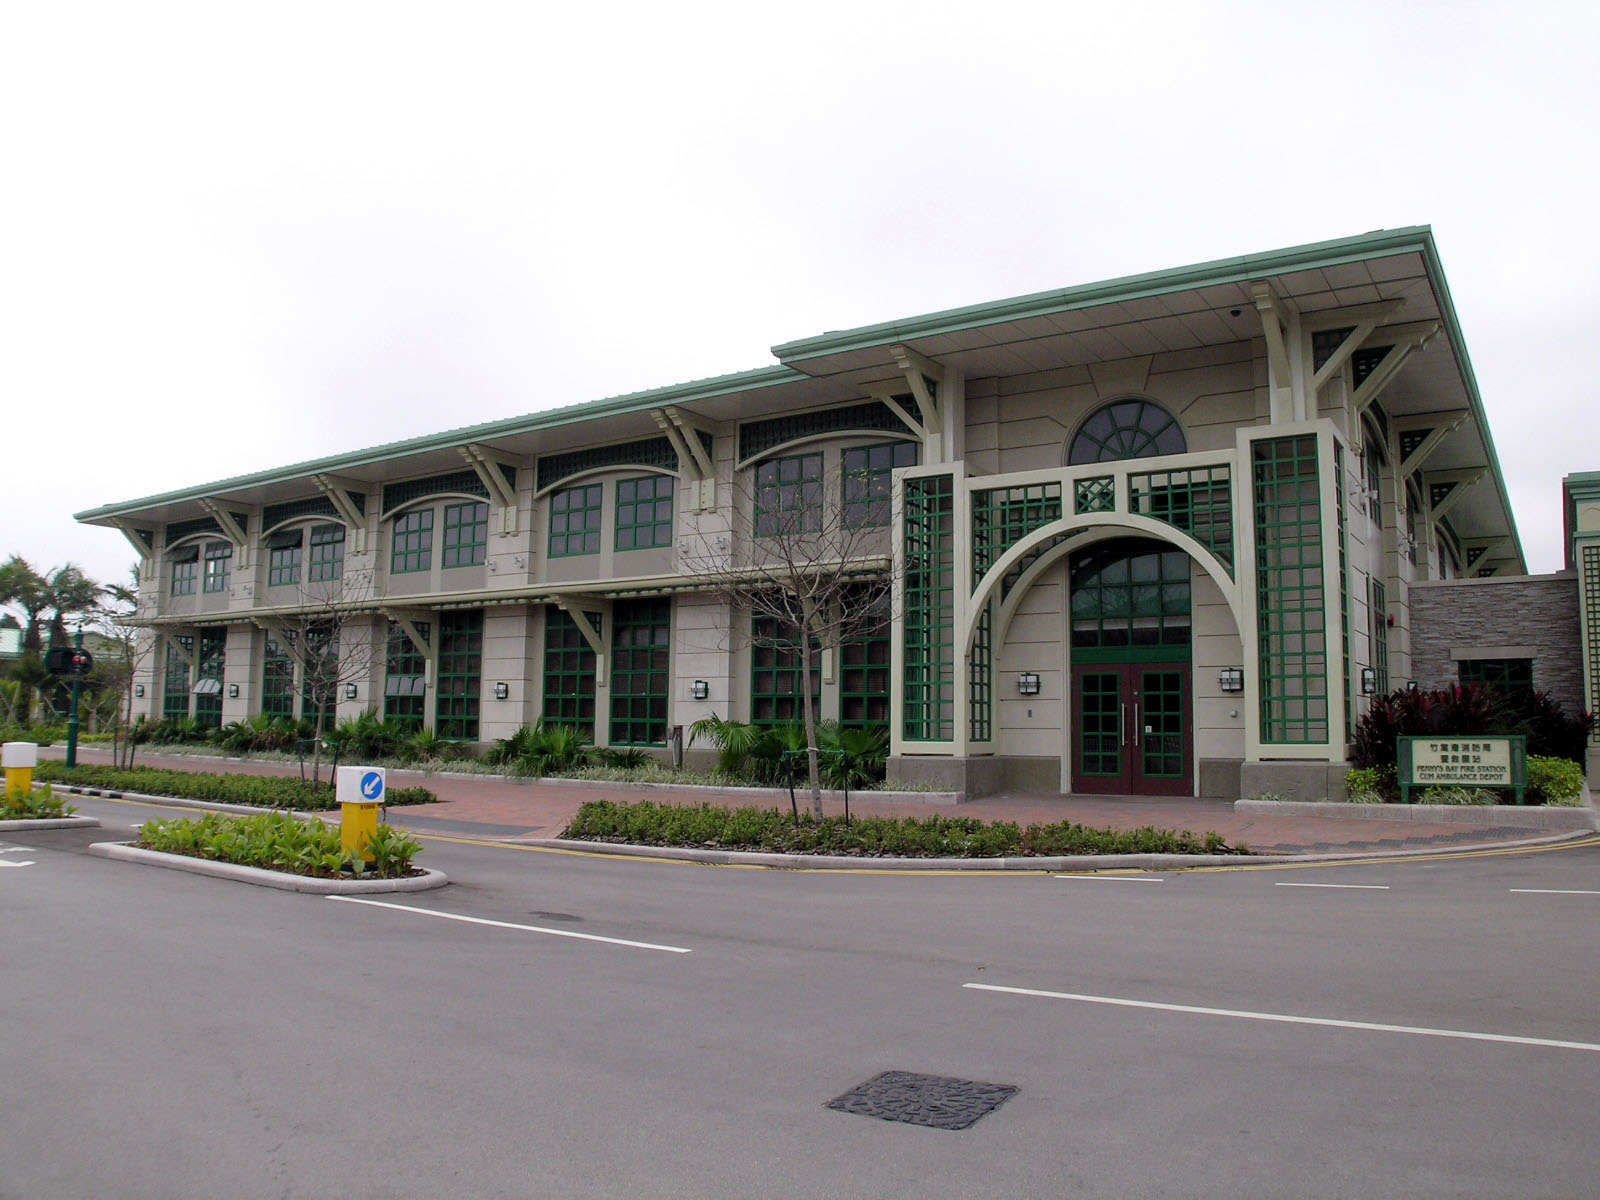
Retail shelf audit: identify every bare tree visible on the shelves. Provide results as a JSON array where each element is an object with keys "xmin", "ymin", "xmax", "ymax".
[
  {"xmin": 260, "ymin": 562, "xmax": 382, "ymax": 785},
  {"xmin": 98, "ymin": 568, "xmax": 160, "ymax": 767},
  {"xmin": 675, "ymin": 457, "xmax": 898, "ymax": 818}
]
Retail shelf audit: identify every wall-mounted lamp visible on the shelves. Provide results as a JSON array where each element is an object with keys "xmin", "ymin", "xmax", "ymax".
[
  {"xmin": 134, "ymin": 684, "xmax": 145, "ymax": 698},
  {"xmin": 691, "ymin": 679, "xmax": 710, "ymax": 701},
  {"xmin": 1360, "ymin": 667, "xmax": 1377, "ymax": 696},
  {"xmin": 1406, "ymin": 679, "xmax": 1419, "ymax": 692},
  {"xmin": 494, "ymin": 681, "xmax": 510, "ymax": 700},
  {"xmin": 228, "ymin": 683, "xmax": 240, "ymax": 699},
  {"xmin": 344, "ymin": 683, "xmax": 358, "ymax": 700},
  {"xmin": 1219, "ymin": 667, "xmax": 1244, "ymax": 693},
  {"xmin": 1017, "ymin": 672, "xmax": 1041, "ymax": 696}
]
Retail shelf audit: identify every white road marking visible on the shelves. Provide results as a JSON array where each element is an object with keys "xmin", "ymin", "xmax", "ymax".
[
  {"xmin": 1510, "ymin": 888, "xmax": 1600, "ymax": 896},
  {"xmin": 963, "ymin": 982, "xmax": 1600, "ymax": 1054},
  {"xmin": 1275, "ymin": 882, "xmax": 1390, "ymax": 890},
  {"xmin": 1055, "ymin": 874, "xmax": 1165, "ymax": 882},
  {"xmin": 327, "ymin": 895, "xmax": 693, "ymax": 953},
  {"xmin": 0, "ymin": 860, "xmax": 35, "ymax": 869},
  {"xmin": 0, "ymin": 847, "xmax": 37, "ymax": 853}
]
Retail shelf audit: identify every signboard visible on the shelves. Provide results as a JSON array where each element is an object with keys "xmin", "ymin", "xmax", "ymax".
[
  {"xmin": 335, "ymin": 765, "xmax": 387, "ymax": 806},
  {"xmin": 1397, "ymin": 735, "xmax": 1526, "ymax": 804}
]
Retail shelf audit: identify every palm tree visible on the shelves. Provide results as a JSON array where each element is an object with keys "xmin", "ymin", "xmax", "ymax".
[{"xmin": 0, "ymin": 556, "xmax": 50, "ymax": 653}]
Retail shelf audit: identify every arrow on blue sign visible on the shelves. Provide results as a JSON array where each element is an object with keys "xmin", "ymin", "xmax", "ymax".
[{"xmin": 360, "ymin": 771, "xmax": 385, "ymax": 800}]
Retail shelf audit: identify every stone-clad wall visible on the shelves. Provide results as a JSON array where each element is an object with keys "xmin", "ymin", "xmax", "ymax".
[{"xmin": 1410, "ymin": 572, "xmax": 1583, "ymax": 713}]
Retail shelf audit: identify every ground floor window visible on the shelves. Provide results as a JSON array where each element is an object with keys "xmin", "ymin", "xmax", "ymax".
[
  {"xmin": 543, "ymin": 609, "xmax": 597, "ymax": 733},
  {"xmin": 611, "ymin": 598, "xmax": 670, "ymax": 745},
  {"xmin": 1459, "ymin": 658, "xmax": 1533, "ymax": 701},
  {"xmin": 385, "ymin": 621, "xmax": 430, "ymax": 728},
  {"xmin": 261, "ymin": 633, "xmax": 295, "ymax": 720},
  {"xmin": 841, "ymin": 592, "xmax": 891, "ymax": 727},
  {"xmin": 751, "ymin": 614, "xmax": 820, "ymax": 725},
  {"xmin": 193, "ymin": 629, "xmax": 226, "ymax": 728},
  {"xmin": 435, "ymin": 610, "xmax": 482, "ymax": 740},
  {"xmin": 163, "ymin": 636, "xmax": 193, "ymax": 721},
  {"xmin": 300, "ymin": 624, "xmax": 340, "ymax": 732}
]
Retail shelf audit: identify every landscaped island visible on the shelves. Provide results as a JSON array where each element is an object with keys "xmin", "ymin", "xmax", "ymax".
[{"xmin": 35, "ymin": 763, "xmax": 436, "ymax": 809}]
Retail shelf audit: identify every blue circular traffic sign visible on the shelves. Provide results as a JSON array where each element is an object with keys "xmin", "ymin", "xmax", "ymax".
[{"xmin": 360, "ymin": 770, "xmax": 385, "ymax": 801}]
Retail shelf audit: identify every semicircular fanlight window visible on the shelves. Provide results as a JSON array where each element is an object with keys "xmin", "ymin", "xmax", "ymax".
[{"xmin": 1068, "ymin": 400, "xmax": 1186, "ymax": 464}]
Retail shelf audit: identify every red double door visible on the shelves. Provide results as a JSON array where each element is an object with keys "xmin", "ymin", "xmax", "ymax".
[{"xmin": 1071, "ymin": 663, "xmax": 1192, "ymax": 796}]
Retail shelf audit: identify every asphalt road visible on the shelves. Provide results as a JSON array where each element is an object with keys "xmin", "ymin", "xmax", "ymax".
[{"xmin": 3, "ymin": 795, "xmax": 1599, "ymax": 1199}]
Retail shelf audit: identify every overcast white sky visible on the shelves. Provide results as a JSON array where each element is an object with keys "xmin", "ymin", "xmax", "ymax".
[{"xmin": 4, "ymin": 0, "xmax": 1597, "ymax": 590}]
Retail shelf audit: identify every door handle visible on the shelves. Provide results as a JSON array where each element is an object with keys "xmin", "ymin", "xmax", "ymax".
[
  {"xmin": 1134, "ymin": 702, "xmax": 1141, "ymax": 747},
  {"xmin": 1120, "ymin": 702, "xmax": 1127, "ymax": 747}
]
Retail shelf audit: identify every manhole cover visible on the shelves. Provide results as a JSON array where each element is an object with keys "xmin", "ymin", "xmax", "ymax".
[{"xmin": 825, "ymin": 1070, "xmax": 1017, "ymax": 1130}]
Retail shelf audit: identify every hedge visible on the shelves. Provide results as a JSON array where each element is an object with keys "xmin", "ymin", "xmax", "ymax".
[
  {"xmin": 33, "ymin": 763, "xmax": 434, "ymax": 810},
  {"xmin": 562, "ymin": 800, "xmax": 1237, "ymax": 857}
]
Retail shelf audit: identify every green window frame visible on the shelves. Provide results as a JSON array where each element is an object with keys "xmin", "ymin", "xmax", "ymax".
[
  {"xmin": 841, "ymin": 590, "xmax": 891, "ymax": 728},
  {"xmin": 543, "ymin": 609, "xmax": 598, "ymax": 732},
  {"xmin": 202, "ymin": 541, "xmax": 232, "ymax": 594},
  {"xmin": 385, "ymin": 620, "xmax": 430, "ymax": 728},
  {"xmin": 261, "ymin": 633, "xmax": 295, "ymax": 720},
  {"xmin": 1253, "ymin": 436, "xmax": 1328, "ymax": 744},
  {"xmin": 268, "ymin": 530, "xmax": 303, "ymax": 587},
  {"xmin": 442, "ymin": 502, "xmax": 489, "ymax": 568},
  {"xmin": 751, "ymin": 614, "xmax": 821, "ymax": 726},
  {"xmin": 610, "ymin": 598, "xmax": 670, "ymax": 745},
  {"xmin": 193, "ymin": 628, "xmax": 226, "ymax": 728},
  {"xmin": 170, "ymin": 548, "xmax": 198, "ymax": 596},
  {"xmin": 308, "ymin": 523, "xmax": 345, "ymax": 582},
  {"xmin": 1369, "ymin": 578, "xmax": 1389, "ymax": 696},
  {"xmin": 549, "ymin": 484, "xmax": 603, "ymax": 557},
  {"xmin": 1069, "ymin": 400, "xmax": 1186, "ymax": 464},
  {"xmin": 1459, "ymin": 658, "xmax": 1533, "ymax": 700},
  {"xmin": 754, "ymin": 453, "xmax": 822, "ymax": 538},
  {"xmin": 615, "ymin": 476, "xmax": 674, "ymax": 551},
  {"xmin": 1069, "ymin": 540, "xmax": 1191, "ymax": 661},
  {"xmin": 435, "ymin": 610, "xmax": 482, "ymax": 741},
  {"xmin": 163, "ymin": 635, "xmax": 193, "ymax": 720},
  {"xmin": 903, "ymin": 474, "xmax": 955, "ymax": 741},
  {"xmin": 843, "ymin": 441, "xmax": 919, "ymax": 528},
  {"xmin": 391, "ymin": 509, "xmax": 434, "ymax": 574},
  {"xmin": 300, "ymin": 624, "xmax": 340, "ymax": 732}
]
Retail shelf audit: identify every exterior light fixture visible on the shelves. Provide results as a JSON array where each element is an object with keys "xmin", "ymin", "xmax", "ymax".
[
  {"xmin": 1219, "ymin": 667, "xmax": 1244, "ymax": 693},
  {"xmin": 1360, "ymin": 667, "xmax": 1377, "ymax": 695},
  {"xmin": 344, "ymin": 683, "xmax": 358, "ymax": 700},
  {"xmin": 228, "ymin": 683, "xmax": 240, "ymax": 699},
  {"xmin": 1017, "ymin": 672, "xmax": 1041, "ymax": 696},
  {"xmin": 494, "ymin": 681, "xmax": 510, "ymax": 700},
  {"xmin": 1406, "ymin": 679, "xmax": 1419, "ymax": 692},
  {"xmin": 134, "ymin": 684, "xmax": 145, "ymax": 698},
  {"xmin": 691, "ymin": 679, "xmax": 710, "ymax": 701}
]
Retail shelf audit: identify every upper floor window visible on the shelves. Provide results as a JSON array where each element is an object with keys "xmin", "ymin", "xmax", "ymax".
[
  {"xmin": 170, "ymin": 547, "xmax": 199, "ymax": 596},
  {"xmin": 843, "ymin": 441, "xmax": 918, "ymax": 528},
  {"xmin": 392, "ymin": 509, "xmax": 434, "ymax": 574},
  {"xmin": 549, "ymin": 484, "xmax": 603, "ymax": 557},
  {"xmin": 754, "ymin": 452, "xmax": 822, "ymax": 537},
  {"xmin": 268, "ymin": 530, "xmax": 302, "ymax": 587},
  {"xmin": 202, "ymin": 541, "xmax": 232, "ymax": 593},
  {"xmin": 442, "ymin": 502, "xmax": 488, "ymax": 568},
  {"xmin": 1068, "ymin": 400, "xmax": 1185, "ymax": 464},
  {"xmin": 615, "ymin": 476, "xmax": 674, "ymax": 550},
  {"xmin": 1459, "ymin": 658, "xmax": 1534, "ymax": 701},
  {"xmin": 308, "ymin": 523, "xmax": 345, "ymax": 582}
]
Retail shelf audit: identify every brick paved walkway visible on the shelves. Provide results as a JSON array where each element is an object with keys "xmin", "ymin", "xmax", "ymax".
[{"xmin": 44, "ymin": 745, "xmax": 1572, "ymax": 856}]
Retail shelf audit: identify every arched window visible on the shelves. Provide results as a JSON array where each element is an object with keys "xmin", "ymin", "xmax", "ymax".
[{"xmin": 1068, "ymin": 400, "xmax": 1185, "ymax": 464}]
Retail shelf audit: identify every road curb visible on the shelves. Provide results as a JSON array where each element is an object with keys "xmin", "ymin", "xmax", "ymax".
[
  {"xmin": 0, "ymin": 815, "xmax": 102, "ymax": 831},
  {"xmin": 87, "ymin": 841, "xmax": 449, "ymax": 893},
  {"xmin": 516, "ymin": 829, "xmax": 1593, "ymax": 870}
]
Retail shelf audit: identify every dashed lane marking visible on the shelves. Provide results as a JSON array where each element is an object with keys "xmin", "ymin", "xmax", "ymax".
[
  {"xmin": 963, "ymin": 982, "xmax": 1600, "ymax": 1055},
  {"xmin": 326, "ymin": 895, "xmax": 693, "ymax": 953},
  {"xmin": 0, "ymin": 860, "xmax": 35, "ymax": 869},
  {"xmin": 1056, "ymin": 874, "xmax": 1166, "ymax": 882},
  {"xmin": 1275, "ymin": 882, "xmax": 1389, "ymax": 890},
  {"xmin": 1510, "ymin": 888, "xmax": 1600, "ymax": 896}
]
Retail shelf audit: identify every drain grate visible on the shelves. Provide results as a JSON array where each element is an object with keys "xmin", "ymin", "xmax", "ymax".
[{"xmin": 825, "ymin": 1070, "xmax": 1018, "ymax": 1130}]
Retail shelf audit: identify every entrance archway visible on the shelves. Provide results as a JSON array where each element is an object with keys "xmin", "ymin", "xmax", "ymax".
[{"xmin": 1067, "ymin": 538, "xmax": 1193, "ymax": 795}]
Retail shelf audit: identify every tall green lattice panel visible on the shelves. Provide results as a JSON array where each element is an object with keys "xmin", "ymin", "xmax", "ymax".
[
  {"xmin": 904, "ymin": 475, "xmax": 955, "ymax": 741},
  {"xmin": 1252, "ymin": 436, "xmax": 1328, "ymax": 744}
]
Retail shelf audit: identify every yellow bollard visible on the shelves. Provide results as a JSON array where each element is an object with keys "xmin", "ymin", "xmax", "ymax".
[
  {"xmin": 3, "ymin": 741, "xmax": 38, "ymax": 802},
  {"xmin": 335, "ymin": 765, "xmax": 387, "ymax": 863}
]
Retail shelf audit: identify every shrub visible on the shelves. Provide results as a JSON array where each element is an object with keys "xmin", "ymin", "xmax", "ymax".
[
  {"xmin": 0, "ymin": 724, "xmax": 67, "ymax": 746},
  {"xmin": 1527, "ymin": 755, "xmax": 1584, "ymax": 804},
  {"xmin": 561, "ymin": 799, "xmax": 1237, "ymax": 857},
  {"xmin": 137, "ymin": 810, "xmax": 421, "ymax": 878},
  {"xmin": 1344, "ymin": 765, "xmax": 1397, "ymax": 803},
  {"xmin": 1352, "ymin": 685, "xmax": 1596, "ymax": 770},
  {"xmin": 1416, "ymin": 785, "xmax": 1495, "ymax": 806},
  {"xmin": 33, "ymin": 763, "xmax": 435, "ymax": 809},
  {"xmin": 1, "ymin": 783, "xmax": 74, "ymax": 820}
]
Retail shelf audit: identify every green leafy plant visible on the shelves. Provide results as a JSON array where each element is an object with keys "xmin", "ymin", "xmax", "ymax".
[
  {"xmin": 1, "ymin": 783, "xmax": 74, "ymax": 819},
  {"xmin": 34, "ymin": 763, "xmax": 434, "ymax": 809},
  {"xmin": 1416, "ymin": 785, "xmax": 1495, "ymax": 806},
  {"xmin": 561, "ymin": 799, "xmax": 1239, "ymax": 858},
  {"xmin": 137, "ymin": 810, "xmax": 421, "ymax": 878},
  {"xmin": 1344, "ymin": 765, "xmax": 1397, "ymax": 803},
  {"xmin": 1527, "ymin": 755, "xmax": 1584, "ymax": 805},
  {"xmin": 484, "ymin": 721, "xmax": 591, "ymax": 776}
]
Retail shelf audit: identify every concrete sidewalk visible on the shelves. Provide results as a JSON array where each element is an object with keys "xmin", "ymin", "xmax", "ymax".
[{"xmin": 42, "ymin": 745, "xmax": 1580, "ymax": 857}]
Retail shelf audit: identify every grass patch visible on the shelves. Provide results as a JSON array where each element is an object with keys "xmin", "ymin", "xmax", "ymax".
[
  {"xmin": 561, "ymin": 800, "xmax": 1239, "ymax": 857},
  {"xmin": 3, "ymin": 783, "xmax": 74, "ymax": 820},
  {"xmin": 137, "ymin": 811, "xmax": 422, "ymax": 879},
  {"xmin": 34, "ymin": 763, "xmax": 435, "ymax": 810}
]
